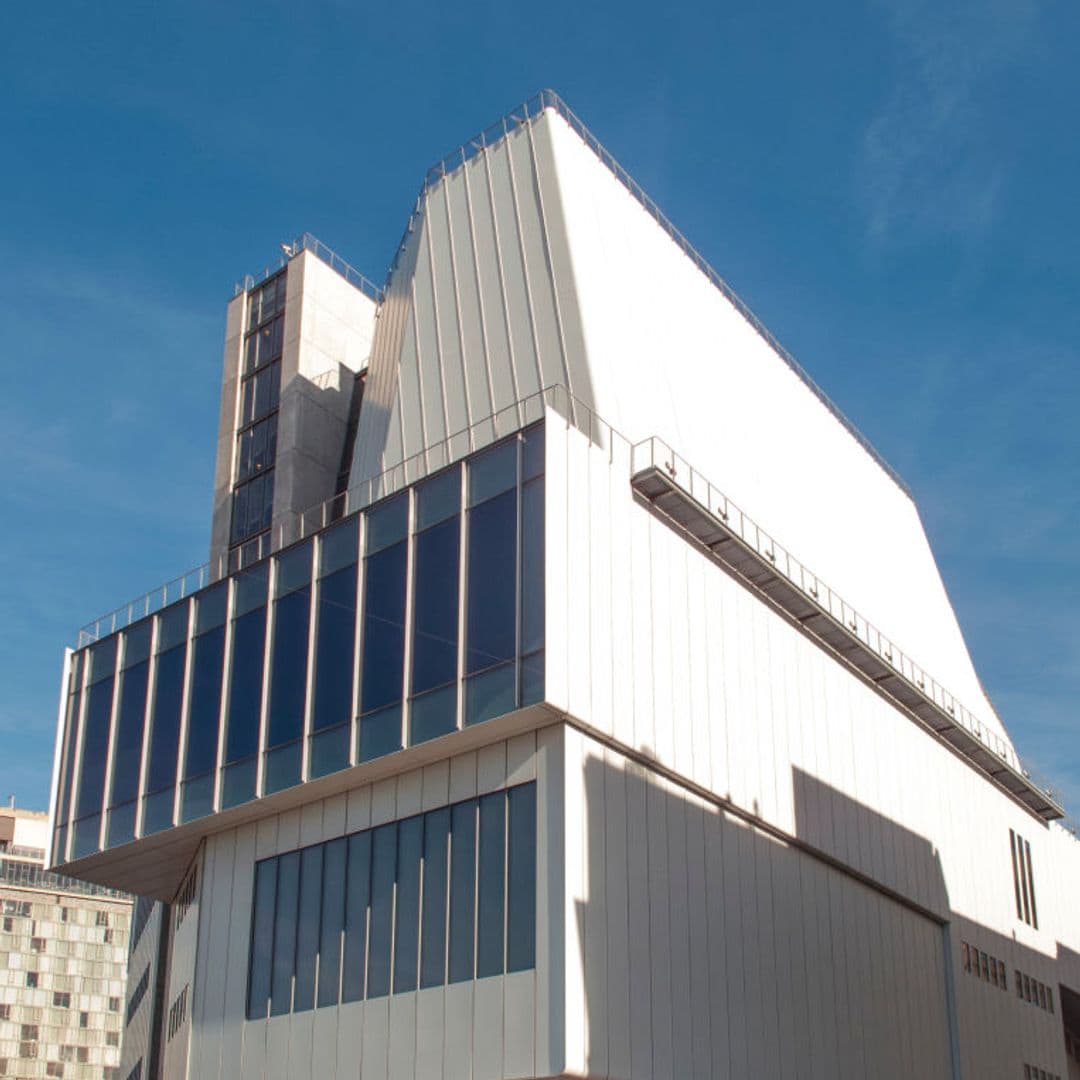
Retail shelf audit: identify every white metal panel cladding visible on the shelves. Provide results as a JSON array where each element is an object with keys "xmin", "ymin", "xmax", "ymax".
[
  {"xmin": 349, "ymin": 111, "xmax": 593, "ymax": 494},
  {"xmin": 186, "ymin": 732, "xmax": 554, "ymax": 1080}
]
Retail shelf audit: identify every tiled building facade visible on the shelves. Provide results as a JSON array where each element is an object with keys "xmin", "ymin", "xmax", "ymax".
[{"xmin": 1, "ymin": 808, "xmax": 131, "ymax": 1078}]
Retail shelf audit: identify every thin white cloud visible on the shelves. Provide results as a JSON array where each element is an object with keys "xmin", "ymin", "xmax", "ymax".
[{"xmin": 859, "ymin": 0, "xmax": 1042, "ymax": 242}]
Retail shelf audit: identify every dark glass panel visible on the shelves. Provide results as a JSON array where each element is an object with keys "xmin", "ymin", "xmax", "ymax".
[
  {"xmin": 221, "ymin": 756, "xmax": 257, "ymax": 809},
  {"xmin": 365, "ymin": 493, "xmax": 408, "ymax": 554},
  {"xmin": 72, "ymin": 814, "xmax": 101, "ymax": 860},
  {"xmin": 270, "ymin": 852, "xmax": 300, "ymax": 1017},
  {"xmin": 109, "ymin": 660, "xmax": 148, "ymax": 810},
  {"xmin": 248, "ymin": 859, "xmax": 277, "ymax": 1020},
  {"xmin": 448, "ymin": 800, "xmax": 477, "ymax": 983},
  {"xmin": 466, "ymin": 489, "xmax": 517, "ymax": 673},
  {"xmin": 469, "ymin": 438, "xmax": 517, "ymax": 506},
  {"xmin": 157, "ymin": 603, "xmax": 189, "ymax": 652},
  {"xmin": 312, "ymin": 564, "xmax": 357, "ymax": 732},
  {"xmin": 293, "ymin": 844, "xmax": 323, "ymax": 1012},
  {"xmin": 393, "ymin": 817, "xmax": 422, "ymax": 994},
  {"xmin": 507, "ymin": 783, "xmax": 537, "ymax": 972},
  {"xmin": 420, "ymin": 807, "xmax": 450, "ymax": 989},
  {"xmin": 521, "ymin": 477, "xmax": 544, "ymax": 656},
  {"xmin": 341, "ymin": 832, "xmax": 371, "ymax": 1004},
  {"xmin": 317, "ymin": 838, "xmax": 347, "ymax": 1008},
  {"xmin": 75, "ymin": 676, "xmax": 114, "ymax": 820},
  {"xmin": 409, "ymin": 685, "xmax": 456, "ymax": 745},
  {"xmin": 309, "ymin": 723, "xmax": 349, "ymax": 778},
  {"xmin": 266, "ymin": 585, "xmax": 310, "ymax": 749},
  {"xmin": 476, "ymin": 792, "xmax": 506, "ymax": 978},
  {"xmin": 263, "ymin": 741, "xmax": 301, "ymax": 795},
  {"xmin": 146, "ymin": 645, "xmax": 185, "ymax": 795},
  {"xmin": 416, "ymin": 468, "xmax": 460, "ymax": 530},
  {"xmin": 57, "ymin": 670, "xmax": 83, "ymax": 832},
  {"xmin": 464, "ymin": 663, "xmax": 515, "ymax": 726},
  {"xmin": 88, "ymin": 637, "xmax": 117, "ymax": 685},
  {"xmin": 142, "ymin": 789, "xmax": 174, "ymax": 836},
  {"xmin": 180, "ymin": 773, "xmax": 214, "ymax": 823},
  {"xmin": 319, "ymin": 517, "xmax": 359, "ymax": 578},
  {"xmin": 225, "ymin": 608, "xmax": 266, "ymax": 763},
  {"xmin": 521, "ymin": 651, "xmax": 545, "ymax": 708},
  {"xmin": 411, "ymin": 516, "xmax": 459, "ymax": 695},
  {"xmin": 367, "ymin": 823, "xmax": 397, "ymax": 998},
  {"xmin": 195, "ymin": 585, "xmax": 227, "ymax": 634},
  {"xmin": 521, "ymin": 423, "xmax": 544, "ymax": 482},
  {"xmin": 184, "ymin": 625, "xmax": 224, "ymax": 780},
  {"xmin": 275, "ymin": 542, "xmax": 312, "ymax": 598},
  {"xmin": 357, "ymin": 705, "xmax": 401, "ymax": 763},
  {"xmin": 106, "ymin": 802, "xmax": 136, "ymax": 849},
  {"xmin": 235, "ymin": 564, "xmax": 269, "ymax": 615},
  {"xmin": 360, "ymin": 542, "xmax": 406, "ymax": 713},
  {"xmin": 122, "ymin": 621, "xmax": 152, "ymax": 669}
]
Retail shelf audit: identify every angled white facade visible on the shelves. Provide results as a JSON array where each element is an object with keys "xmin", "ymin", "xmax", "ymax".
[{"xmin": 49, "ymin": 92, "xmax": 1080, "ymax": 1080}]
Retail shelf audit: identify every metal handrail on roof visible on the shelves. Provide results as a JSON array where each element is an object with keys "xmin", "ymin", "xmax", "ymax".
[
  {"xmin": 388, "ymin": 89, "xmax": 913, "ymax": 499},
  {"xmin": 233, "ymin": 232, "xmax": 384, "ymax": 304}
]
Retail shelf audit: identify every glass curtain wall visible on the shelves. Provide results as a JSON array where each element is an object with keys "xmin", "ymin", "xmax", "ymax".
[
  {"xmin": 56, "ymin": 423, "xmax": 546, "ymax": 852},
  {"xmin": 246, "ymin": 782, "xmax": 536, "ymax": 1020}
]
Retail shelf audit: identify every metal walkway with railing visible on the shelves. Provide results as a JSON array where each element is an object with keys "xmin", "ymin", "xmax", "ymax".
[{"xmin": 630, "ymin": 434, "xmax": 1064, "ymax": 823}]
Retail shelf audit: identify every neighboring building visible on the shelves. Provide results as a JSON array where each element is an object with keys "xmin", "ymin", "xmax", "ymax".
[
  {"xmin": 47, "ymin": 90, "xmax": 1080, "ymax": 1079},
  {"xmin": 0, "ymin": 805, "xmax": 131, "ymax": 1079}
]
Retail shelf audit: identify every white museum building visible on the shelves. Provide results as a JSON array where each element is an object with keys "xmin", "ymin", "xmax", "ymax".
[{"xmin": 47, "ymin": 91, "xmax": 1080, "ymax": 1079}]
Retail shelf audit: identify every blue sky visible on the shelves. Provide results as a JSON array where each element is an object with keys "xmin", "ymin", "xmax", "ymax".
[{"xmin": 1, "ymin": 0, "xmax": 1077, "ymax": 817}]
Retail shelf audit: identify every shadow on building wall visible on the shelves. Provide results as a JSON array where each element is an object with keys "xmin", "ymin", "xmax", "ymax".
[{"xmin": 572, "ymin": 749, "xmax": 1080, "ymax": 1079}]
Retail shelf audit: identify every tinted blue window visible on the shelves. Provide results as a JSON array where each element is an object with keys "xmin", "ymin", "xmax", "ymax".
[
  {"xmin": 367, "ymin": 823, "xmax": 396, "ymax": 998},
  {"xmin": 448, "ymin": 800, "xmax": 476, "ymax": 983},
  {"xmin": 469, "ymin": 439, "xmax": 517, "ymax": 506},
  {"xmin": 410, "ymin": 684, "xmax": 456, "ymax": 744},
  {"xmin": 411, "ymin": 517, "xmax": 459, "ymax": 695},
  {"xmin": 476, "ymin": 792, "xmax": 506, "ymax": 978},
  {"xmin": 317, "ymin": 837, "xmax": 347, "ymax": 1008},
  {"xmin": 506, "ymin": 783, "xmax": 537, "ymax": 971},
  {"xmin": 360, "ymin": 542, "xmax": 406, "ymax": 713},
  {"xmin": 184, "ymin": 626, "xmax": 223, "ymax": 776},
  {"xmin": 393, "ymin": 817, "xmax": 422, "ymax": 994},
  {"xmin": 320, "ymin": 516, "xmax": 359, "ymax": 576},
  {"xmin": 270, "ymin": 852, "xmax": 300, "ymax": 1017},
  {"xmin": 146, "ymin": 645, "xmax": 185, "ymax": 795},
  {"xmin": 247, "ymin": 858, "xmax": 277, "ymax": 1020},
  {"xmin": 110, "ymin": 660, "xmax": 148, "ymax": 808},
  {"xmin": 312, "ymin": 564, "xmax": 357, "ymax": 732},
  {"xmin": 521, "ymin": 477, "xmax": 545, "ymax": 656},
  {"xmin": 266, "ymin": 585, "xmax": 310, "ymax": 749},
  {"xmin": 522, "ymin": 424, "xmax": 544, "ymax": 481},
  {"xmin": 365, "ymin": 494, "xmax": 408, "ymax": 554},
  {"xmin": 225, "ymin": 609, "xmax": 265, "ymax": 763},
  {"xmin": 466, "ymin": 489, "xmax": 517, "ymax": 673},
  {"xmin": 357, "ymin": 705, "xmax": 401, "ymax": 762},
  {"xmin": 293, "ymin": 844, "xmax": 323, "ymax": 1012},
  {"xmin": 420, "ymin": 807, "xmax": 449, "ymax": 989},
  {"xmin": 76, "ymin": 675, "xmax": 114, "ymax": 821},
  {"xmin": 56, "ymin": 654, "xmax": 84, "ymax": 853},
  {"xmin": 341, "ymin": 831, "xmax": 371, "ymax": 1003},
  {"xmin": 309, "ymin": 723, "xmax": 350, "ymax": 778}
]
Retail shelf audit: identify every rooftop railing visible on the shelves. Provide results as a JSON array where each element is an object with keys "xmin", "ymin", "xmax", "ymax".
[
  {"xmin": 233, "ymin": 232, "xmax": 384, "ymax": 305},
  {"xmin": 76, "ymin": 384, "xmax": 582, "ymax": 647}
]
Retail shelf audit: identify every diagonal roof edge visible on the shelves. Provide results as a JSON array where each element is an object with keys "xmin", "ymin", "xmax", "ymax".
[{"xmin": 385, "ymin": 89, "xmax": 913, "ymax": 500}]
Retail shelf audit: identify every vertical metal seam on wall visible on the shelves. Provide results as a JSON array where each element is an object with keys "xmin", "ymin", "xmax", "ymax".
[
  {"xmin": 525, "ymin": 114, "xmax": 575, "ymax": 411},
  {"xmin": 501, "ymin": 117, "xmax": 546, "ymax": 421},
  {"xmin": 458, "ymin": 159, "xmax": 496, "ymax": 424},
  {"xmin": 481, "ymin": 140, "xmax": 523, "ymax": 412},
  {"xmin": 423, "ymin": 184, "xmax": 452, "ymax": 449},
  {"xmin": 133, "ymin": 616, "xmax": 159, "ymax": 840}
]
